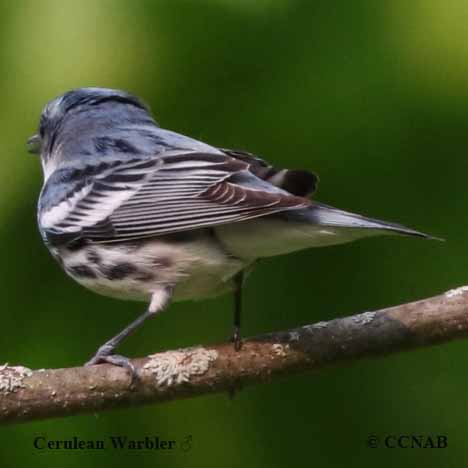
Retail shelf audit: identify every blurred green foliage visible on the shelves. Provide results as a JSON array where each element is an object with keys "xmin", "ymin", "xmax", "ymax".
[{"xmin": 0, "ymin": 0, "xmax": 466, "ymax": 466}]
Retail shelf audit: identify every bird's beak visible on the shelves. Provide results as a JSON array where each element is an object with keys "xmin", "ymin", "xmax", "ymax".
[{"xmin": 27, "ymin": 134, "xmax": 41, "ymax": 155}]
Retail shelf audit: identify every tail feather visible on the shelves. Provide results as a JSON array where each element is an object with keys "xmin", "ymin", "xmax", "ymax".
[
  {"xmin": 307, "ymin": 202, "xmax": 442, "ymax": 241},
  {"xmin": 216, "ymin": 202, "xmax": 442, "ymax": 260}
]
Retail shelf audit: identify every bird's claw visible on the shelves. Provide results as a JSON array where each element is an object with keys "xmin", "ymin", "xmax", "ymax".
[
  {"xmin": 85, "ymin": 353, "xmax": 138, "ymax": 385},
  {"xmin": 231, "ymin": 327, "xmax": 242, "ymax": 351}
]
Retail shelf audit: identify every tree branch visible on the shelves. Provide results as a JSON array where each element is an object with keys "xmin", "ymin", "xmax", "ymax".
[{"xmin": 2, "ymin": 285, "xmax": 468, "ymax": 425}]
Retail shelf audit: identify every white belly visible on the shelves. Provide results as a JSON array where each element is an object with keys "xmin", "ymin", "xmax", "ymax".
[{"xmin": 54, "ymin": 234, "xmax": 246, "ymax": 304}]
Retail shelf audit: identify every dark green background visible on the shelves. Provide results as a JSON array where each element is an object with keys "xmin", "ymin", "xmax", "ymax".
[{"xmin": 0, "ymin": 0, "xmax": 465, "ymax": 466}]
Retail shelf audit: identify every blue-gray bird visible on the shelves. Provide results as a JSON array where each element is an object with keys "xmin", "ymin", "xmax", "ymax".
[{"xmin": 28, "ymin": 87, "xmax": 433, "ymax": 377}]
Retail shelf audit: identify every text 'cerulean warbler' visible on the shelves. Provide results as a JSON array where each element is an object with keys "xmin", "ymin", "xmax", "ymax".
[{"xmin": 28, "ymin": 88, "xmax": 435, "ymax": 378}]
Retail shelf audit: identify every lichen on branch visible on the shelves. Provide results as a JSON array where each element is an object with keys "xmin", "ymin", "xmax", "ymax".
[{"xmin": 2, "ymin": 285, "xmax": 468, "ymax": 425}]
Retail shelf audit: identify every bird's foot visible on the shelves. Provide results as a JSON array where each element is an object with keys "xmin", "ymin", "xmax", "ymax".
[
  {"xmin": 85, "ymin": 346, "xmax": 137, "ymax": 385},
  {"xmin": 231, "ymin": 327, "xmax": 242, "ymax": 351}
]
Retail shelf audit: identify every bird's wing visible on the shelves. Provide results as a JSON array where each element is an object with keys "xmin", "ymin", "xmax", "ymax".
[
  {"xmin": 39, "ymin": 151, "xmax": 310, "ymax": 244},
  {"xmin": 221, "ymin": 148, "xmax": 319, "ymax": 197}
]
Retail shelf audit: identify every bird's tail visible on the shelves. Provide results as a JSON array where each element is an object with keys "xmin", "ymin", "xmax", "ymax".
[
  {"xmin": 215, "ymin": 202, "xmax": 441, "ymax": 260},
  {"xmin": 301, "ymin": 202, "xmax": 440, "ymax": 240}
]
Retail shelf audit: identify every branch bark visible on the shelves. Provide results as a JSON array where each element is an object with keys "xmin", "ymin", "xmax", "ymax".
[{"xmin": 2, "ymin": 285, "xmax": 468, "ymax": 425}]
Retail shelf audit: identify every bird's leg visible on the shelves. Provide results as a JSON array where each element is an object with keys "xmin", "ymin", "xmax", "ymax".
[
  {"xmin": 85, "ymin": 286, "xmax": 172, "ymax": 383},
  {"xmin": 227, "ymin": 271, "xmax": 245, "ymax": 399},
  {"xmin": 231, "ymin": 271, "xmax": 244, "ymax": 351}
]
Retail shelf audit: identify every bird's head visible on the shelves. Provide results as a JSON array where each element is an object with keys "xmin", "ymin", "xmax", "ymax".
[{"xmin": 27, "ymin": 87, "xmax": 154, "ymax": 178}]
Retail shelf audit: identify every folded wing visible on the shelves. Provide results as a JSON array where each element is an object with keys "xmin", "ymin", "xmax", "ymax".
[
  {"xmin": 39, "ymin": 151, "xmax": 310, "ymax": 244},
  {"xmin": 221, "ymin": 149, "xmax": 318, "ymax": 197}
]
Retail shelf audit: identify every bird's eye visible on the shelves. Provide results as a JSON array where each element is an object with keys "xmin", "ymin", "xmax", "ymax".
[
  {"xmin": 38, "ymin": 114, "xmax": 47, "ymax": 137},
  {"xmin": 27, "ymin": 134, "xmax": 41, "ymax": 155}
]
